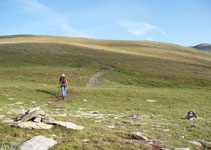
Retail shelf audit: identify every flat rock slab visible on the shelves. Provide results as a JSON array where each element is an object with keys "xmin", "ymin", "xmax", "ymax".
[
  {"xmin": 188, "ymin": 140, "xmax": 202, "ymax": 147},
  {"xmin": 146, "ymin": 99, "xmax": 156, "ymax": 102},
  {"xmin": 132, "ymin": 132, "xmax": 148, "ymax": 141},
  {"xmin": 0, "ymin": 115, "xmax": 5, "ymax": 118},
  {"xmin": 2, "ymin": 118, "xmax": 13, "ymax": 123},
  {"xmin": 54, "ymin": 121, "xmax": 84, "ymax": 130},
  {"xmin": 174, "ymin": 148, "xmax": 190, "ymax": 150},
  {"xmin": 11, "ymin": 122, "xmax": 53, "ymax": 129},
  {"xmin": 15, "ymin": 102, "xmax": 24, "ymax": 105},
  {"xmin": 20, "ymin": 136, "xmax": 57, "ymax": 150}
]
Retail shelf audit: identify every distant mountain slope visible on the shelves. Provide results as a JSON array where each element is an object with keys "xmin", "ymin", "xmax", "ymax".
[{"xmin": 192, "ymin": 43, "xmax": 211, "ymax": 51}]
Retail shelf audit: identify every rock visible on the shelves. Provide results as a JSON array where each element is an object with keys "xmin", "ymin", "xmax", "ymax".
[
  {"xmin": 0, "ymin": 108, "xmax": 3, "ymax": 111},
  {"xmin": 163, "ymin": 129, "xmax": 170, "ymax": 132},
  {"xmin": 28, "ymin": 107, "xmax": 40, "ymax": 113},
  {"xmin": 20, "ymin": 136, "xmax": 57, "ymax": 150},
  {"xmin": 11, "ymin": 121, "xmax": 53, "ymax": 129},
  {"xmin": 54, "ymin": 121, "xmax": 84, "ymax": 130},
  {"xmin": 8, "ymin": 98, "xmax": 14, "ymax": 100},
  {"xmin": 78, "ymin": 107, "xmax": 87, "ymax": 111},
  {"xmin": 174, "ymin": 148, "xmax": 190, "ymax": 150},
  {"xmin": 2, "ymin": 118, "xmax": 13, "ymax": 123},
  {"xmin": 89, "ymin": 111, "xmax": 99, "ymax": 114},
  {"xmin": 15, "ymin": 102, "xmax": 24, "ymax": 105},
  {"xmin": 34, "ymin": 115, "xmax": 42, "ymax": 123},
  {"xmin": 132, "ymin": 132, "xmax": 148, "ymax": 141},
  {"xmin": 129, "ymin": 114, "xmax": 140, "ymax": 119},
  {"xmin": 146, "ymin": 99, "xmax": 156, "ymax": 103},
  {"xmin": 188, "ymin": 140, "xmax": 202, "ymax": 147},
  {"xmin": 7, "ymin": 109, "xmax": 26, "ymax": 115},
  {"xmin": 31, "ymin": 101, "xmax": 36, "ymax": 104},
  {"xmin": 83, "ymin": 99, "xmax": 87, "ymax": 102},
  {"xmin": 37, "ymin": 110, "xmax": 45, "ymax": 115},
  {"xmin": 202, "ymin": 139, "xmax": 211, "ymax": 144},
  {"xmin": 20, "ymin": 110, "xmax": 39, "ymax": 122},
  {"xmin": 0, "ymin": 115, "xmax": 5, "ymax": 118},
  {"xmin": 82, "ymin": 139, "xmax": 89, "ymax": 142},
  {"xmin": 42, "ymin": 116, "xmax": 56, "ymax": 124},
  {"xmin": 107, "ymin": 123, "xmax": 115, "ymax": 129},
  {"xmin": 95, "ymin": 120, "xmax": 103, "ymax": 123}
]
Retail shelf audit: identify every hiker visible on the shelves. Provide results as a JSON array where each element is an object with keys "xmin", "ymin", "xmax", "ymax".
[{"xmin": 59, "ymin": 74, "xmax": 68, "ymax": 99}]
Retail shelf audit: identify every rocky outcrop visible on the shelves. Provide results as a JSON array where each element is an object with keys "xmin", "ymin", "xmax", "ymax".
[{"xmin": 10, "ymin": 107, "xmax": 84, "ymax": 130}]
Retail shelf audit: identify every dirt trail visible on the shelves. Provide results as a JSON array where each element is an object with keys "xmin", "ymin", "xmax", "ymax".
[
  {"xmin": 49, "ymin": 89, "xmax": 77, "ymax": 102},
  {"xmin": 86, "ymin": 60, "xmax": 115, "ymax": 87}
]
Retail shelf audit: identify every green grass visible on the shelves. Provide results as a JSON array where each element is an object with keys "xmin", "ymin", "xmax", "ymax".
[{"xmin": 0, "ymin": 35, "xmax": 210, "ymax": 149}]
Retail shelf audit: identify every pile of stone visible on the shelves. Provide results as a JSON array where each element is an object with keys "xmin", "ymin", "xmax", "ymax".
[{"xmin": 10, "ymin": 107, "xmax": 84, "ymax": 130}]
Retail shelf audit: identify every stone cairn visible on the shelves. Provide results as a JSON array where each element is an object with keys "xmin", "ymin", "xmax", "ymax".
[{"xmin": 10, "ymin": 107, "xmax": 84, "ymax": 130}]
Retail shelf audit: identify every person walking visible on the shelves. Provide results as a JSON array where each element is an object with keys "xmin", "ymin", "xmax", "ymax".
[{"xmin": 59, "ymin": 74, "xmax": 68, "ymax": 99}]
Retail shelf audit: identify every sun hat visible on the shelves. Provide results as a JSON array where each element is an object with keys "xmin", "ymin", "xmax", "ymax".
[{"xmin": 62, "ymin": 74, "xmax": 65, "ymax": 76}]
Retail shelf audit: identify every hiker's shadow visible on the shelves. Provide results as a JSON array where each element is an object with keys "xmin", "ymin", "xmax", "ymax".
[{"xmin": 36, "ymin": 89, "xmax": 57, "ymax": 97}]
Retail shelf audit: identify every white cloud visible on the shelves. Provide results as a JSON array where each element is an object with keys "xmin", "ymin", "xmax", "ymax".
[
  {"xmin": 117, "ymin": 20, "xmax": 167, "ymax": 39},
  {"xmin": 16, "ymin": 0, "xmax": 91, "ymax": 38}
]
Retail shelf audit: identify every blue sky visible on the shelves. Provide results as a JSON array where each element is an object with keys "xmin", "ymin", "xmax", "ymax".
[{"xmin": 0, "ymin": 0, "xmax": 210, "ymax": 46}]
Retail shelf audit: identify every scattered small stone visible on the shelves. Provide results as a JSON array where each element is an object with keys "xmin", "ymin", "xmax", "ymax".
[
  {"xmin": 82, "ymin": 139, "xmax": 89, "ymax": 142},
  {"xmin": 202, "ymin": 139, "xmax": 211, "ymax": 144},
  {"xmin": 83, "ymin": 99, "xmax": 87, "ymax": 102},
  {"xmin": 15, "ymin": 102, "xmax": 24, "ymax": 105},
  {"xmin": 107, "ymin": 123, "xmax": 115, "ymax": 129},
  {"xmin": 89, "ymin": 111, "xmax": 99, "ymax": 114},
  {"xmin": 7, "ymin": 109, "xmax": 26, "ymax": 115},
  {"xmin": 160, "ymin": 148, "xmax": 171, "ymax": 150},
  {"xmin": 163, "ymin": 129, "xmax": 170, "ymax": 132},
  {"xmin": 53, "ymin": 108, "xmax": 60, "ymax": 111},
  {"xmin": 188, "ymin": 140, "xmax": 202, "ymax": 147},
  {"xmin": 95, "ymin": 120, "xmax": 103, "ymax": 123},
  {"xmin": 20, "ymin": 136, "xmax": 57, "ymax": 150},
  {"xmin": 174, "ymin": 148, "xmax": 190, "ymax": 150},
  {"xmin": 31, "ymin": 101, "xmax": 36, "ymax": 104},
  {"xmin": 181, "ymin": 136, "xmax": 185, "ymax": 138},
  {"xmin": 50, "ymin": 134, "xmax": 56, "ymax": 137},
  {"xmin": 8, "ymin": 98, "xmax": 14, "ymax": 100},
  {"xmin": 2, "ymin": 118, "xmax": 13, "ymax": 123},
  {"xmin": 0, "ymin": 115, "xmax": 5, "ymax": 118},
  {"xmin": 129, "ymin": 114, "xmax": 140, "ymax": 119},
  {"xmin": 146, "ymin": 99, "xmax": 156, "ymax": 103},
  {"xmin": 78, "ymin": 108, "xmax": 87, "ymax": 111},
  {"xmin": 114, "ymin": 117, "xmax": 118, "ymax": 119},
  {"xmin": 132, "ymin": 132, "xmax": 148, "ymax": 141},
  {"xmin": 0, "ymin": 108, "xmax": 3, "ymax": 111}
]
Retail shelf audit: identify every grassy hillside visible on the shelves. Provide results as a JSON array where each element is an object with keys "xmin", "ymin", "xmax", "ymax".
[
  {"xmin": 0, "ymin": 35, "xmax": 210, "ymax": 149},
  {"xmin": 192, "ymin": 43, "xmax": 211, "ymax": 51}
]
